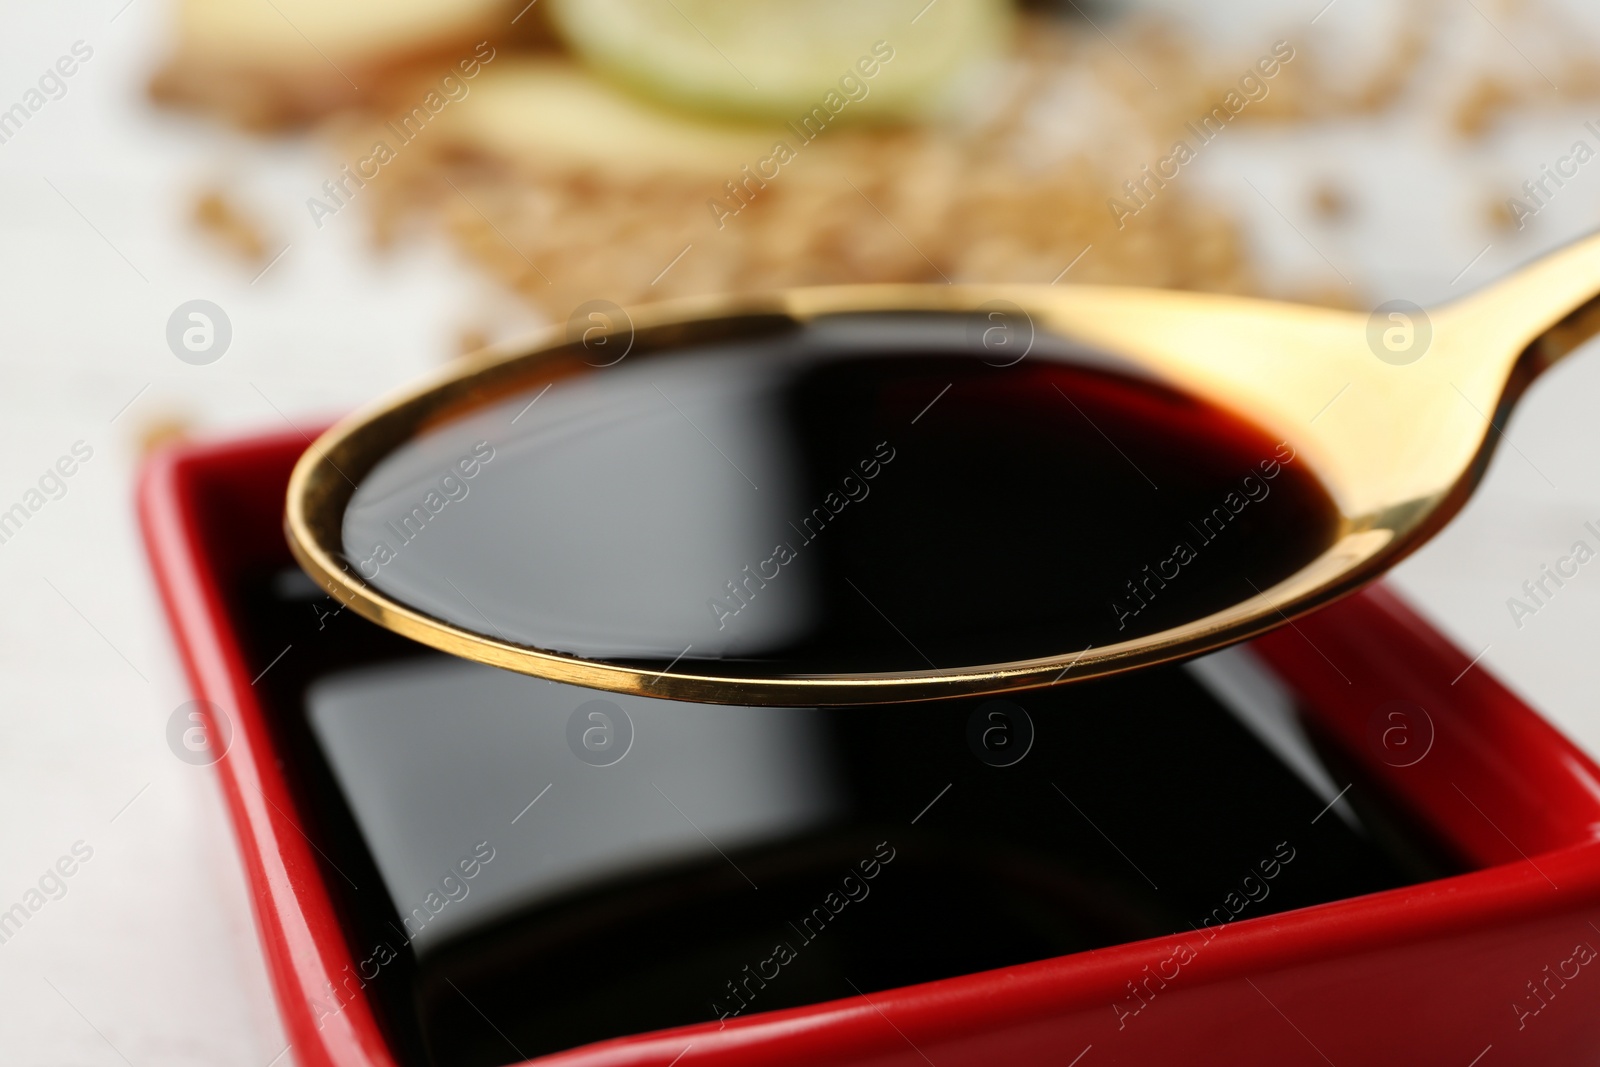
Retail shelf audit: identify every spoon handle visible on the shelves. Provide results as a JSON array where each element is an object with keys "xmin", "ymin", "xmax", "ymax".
[{"xmin": 1453, "ymin": 227, "xmax": 1600, "ymax": 377}]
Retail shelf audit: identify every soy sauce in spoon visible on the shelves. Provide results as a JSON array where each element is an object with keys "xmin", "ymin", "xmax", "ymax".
[{"xmin": 340, "ymin": 313, "xmax": 1341, "ymax": 679}]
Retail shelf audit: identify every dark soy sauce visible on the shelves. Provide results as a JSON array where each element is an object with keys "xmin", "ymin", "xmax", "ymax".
[
  {"xmin": 342, "ymin": 312, "xmax": 1342, "ymax": 677},
  {"xmin": 240, "ymin": 568, "xmax": 1458, "ymax": 1067}
]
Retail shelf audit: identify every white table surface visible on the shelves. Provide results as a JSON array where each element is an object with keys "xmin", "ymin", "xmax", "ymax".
[{"xmin": 5, "ymin": 1, "xmax": 1600, "ymax": 1063}]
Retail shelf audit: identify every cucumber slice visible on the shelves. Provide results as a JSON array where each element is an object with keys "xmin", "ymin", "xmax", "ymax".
[{"xmin": 546, "ymin": 0, "xmax": 1014, "ymax": 122}]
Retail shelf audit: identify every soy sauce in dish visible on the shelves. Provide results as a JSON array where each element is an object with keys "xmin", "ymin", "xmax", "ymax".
[
  {"xmin": 239, "ymin": 566, "xmax": 1457, "ymax": 1067},
  {"xmin": 341, "ymin": 312, "xmax": 1342, "ymax": 678}
]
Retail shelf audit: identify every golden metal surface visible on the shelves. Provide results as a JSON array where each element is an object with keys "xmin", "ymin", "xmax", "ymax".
[{"xmin": 285, "ymin": 230, "xmax": 1600, "ymax": 706}]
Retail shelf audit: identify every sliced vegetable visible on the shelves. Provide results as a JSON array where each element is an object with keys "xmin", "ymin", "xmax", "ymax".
[{"xmin": 547, "ymin": 0, "xmax": 1013, "ymax": 122}]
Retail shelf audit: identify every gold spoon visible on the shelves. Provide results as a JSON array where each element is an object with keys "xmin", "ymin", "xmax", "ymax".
[{"xmin": 286, "ymin": 230, "xmax": 1600, "ymax": 706}]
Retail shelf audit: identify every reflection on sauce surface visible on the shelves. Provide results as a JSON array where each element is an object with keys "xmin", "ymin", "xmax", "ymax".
[
  {"xmin": 342, "ymin": 314, "xmax": 1341, "ymax": 677},
  {"xmin": 240, "ymin": 567, "xmax": 1457, "ymax": 1067}
]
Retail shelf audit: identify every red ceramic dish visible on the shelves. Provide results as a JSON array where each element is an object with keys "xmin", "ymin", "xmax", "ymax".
[{"xmin": 140, "ymin": 428, "xmax": 1600, "ymax": 1067}]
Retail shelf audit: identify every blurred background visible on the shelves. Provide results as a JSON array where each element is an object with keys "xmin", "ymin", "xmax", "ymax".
[{"xmin": 5, "ymin": 0, "xmax": 1600, "ymax": 1061}]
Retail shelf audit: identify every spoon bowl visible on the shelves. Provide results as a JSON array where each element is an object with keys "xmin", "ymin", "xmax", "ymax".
[{"xmin": 286, "ymin": 231, "xmax": 1600, "ymax": 705}]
